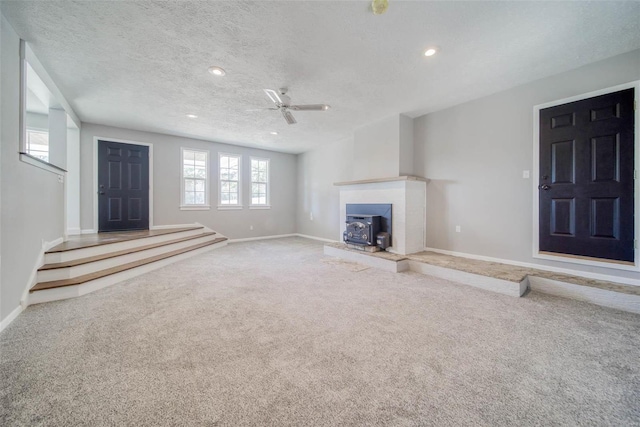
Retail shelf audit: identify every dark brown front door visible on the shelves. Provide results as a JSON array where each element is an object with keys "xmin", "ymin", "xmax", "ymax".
[
  {"xmin": 98, "ymin": 140, "xmax": 149, "ymax": 232},
  {"xmin": 539, "ymin": 88, "xmax": 635, "ymax": 262}
]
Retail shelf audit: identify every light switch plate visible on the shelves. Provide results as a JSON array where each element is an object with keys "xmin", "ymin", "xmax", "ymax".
[{"xmin": 522, "ymin": 170, "xmax": 530, "ymax": 179}]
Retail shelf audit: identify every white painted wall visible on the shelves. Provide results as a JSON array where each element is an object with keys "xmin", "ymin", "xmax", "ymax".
[
  {"xmin": 414, "ymin": 48, "xmax": 640, "ymax": 280},
  {"xmin": 353, "ymin": 114, "xmax": 400, "ymax": 180},
  {"xmin": 79, "ymin": 123, "xmax": 297, "ymax": 239},
  {"xmin": 48, "ymin": 108, "xmax": 66, "ymax": 169},
  {"xmin": 1, "ymin": 14, "xmax": 65, "ymax": 325},
  {"xmin": 296, "ymin": 137, "xmax": 353, "ymax": 240},
  {"xmin": 398, "ymin": 114, "xmax": 414, "ymax": 176},
  {"xmin": 0, "ymin": 11, "xmax": 4, "ymax": 325},
  {"xmin": 66, "ymin": 125, "xmax": 80, "ymax": 235}
]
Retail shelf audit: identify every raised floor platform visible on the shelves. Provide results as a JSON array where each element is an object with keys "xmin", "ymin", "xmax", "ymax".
[
  {"xmin": 29, "ymin": 225, "xmax": 227, "ymax": 305},
  {"xmin": 324, "ymin": 243, "xmax": 640, "ymax": 314},
  {"xmin": 48, "ymin": 227, "xmax": 204, "ymax": 252}
]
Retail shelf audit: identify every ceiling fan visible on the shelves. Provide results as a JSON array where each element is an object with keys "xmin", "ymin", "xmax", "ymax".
[{"xmin": 256, "ymin": 88, "xmax": 330, "ymax": 125}]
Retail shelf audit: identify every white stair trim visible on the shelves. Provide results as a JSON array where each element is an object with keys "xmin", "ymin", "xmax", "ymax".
[
  {"xmin": 45, "ymin": 228, "xmax": 205, "ymax": 263},
  {"xmin": 37, "ymin": 233, "xmax": 220, "ymax": 282},
  {"xmin": 29, "ymin": 239, "xmax": 228, "ymax": 305}
]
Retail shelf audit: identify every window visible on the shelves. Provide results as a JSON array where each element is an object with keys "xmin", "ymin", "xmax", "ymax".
[
  {"xmin": 26, "ymin": 129, "xmax": 49, "ymax": 162},
  {"xmin": 250, "ymin": 157, "xmax": 270, "ymax": 207},
  {"xmin": 181, "ymin": 148, "xmax": 209, "ymax": 209},
  {"xmin": 219, "ymin": 153, "xmax": 241, "ymax": 208}
]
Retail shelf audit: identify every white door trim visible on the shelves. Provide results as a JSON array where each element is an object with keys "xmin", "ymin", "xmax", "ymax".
[
  {"xmin": 93, "ymin": 136, "xmax": 154, "ymax": 232},
  {"xmin": 532, "ymin": 80, "xmax": 640, "ymax": 272}
]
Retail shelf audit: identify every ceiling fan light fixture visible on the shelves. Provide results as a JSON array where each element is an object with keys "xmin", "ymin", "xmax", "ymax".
[
  {"xmin": 322, "ymin": 105, "xmax": 331, "ymax": 110},
  {"xmin": 371, "ymin": 0, "xmax": 389, "ymax": 15},
  {"xmin": 208, "ymin": 66, "xmax": 226, "ymax": 76},
  {"xmin": 424, "ymin": 47, "xmax": 438, "ymax": 57}
]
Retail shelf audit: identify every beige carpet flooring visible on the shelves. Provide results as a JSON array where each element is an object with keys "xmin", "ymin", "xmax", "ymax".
[{"xmin": 1, "ymin": 237, "xmax": 639, "ymax": 426}]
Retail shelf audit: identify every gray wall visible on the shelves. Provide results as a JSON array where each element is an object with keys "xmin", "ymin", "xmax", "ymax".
[
  {"xmin": 399, "ymin": 114, "xmax": 414, "ymax": 176},
  {"xmin": 79, "ymin": 123, "xmax": 298, "ymax": 239},
  {"xmin": 296, "ymin": 137, "xmax": 353, "ymax": 240},
  {"xmin": 1, "ymin": 15, "xmax": 65, "ymax": 323},
  {"xmin": 353, "ymin": 115, "xmax": 400, "ymax": 180},
  {"xmin": 414, "ymin": 48, "xmax": 640, "ymax": 279}
]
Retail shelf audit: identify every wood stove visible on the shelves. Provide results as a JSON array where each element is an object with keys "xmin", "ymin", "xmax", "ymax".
[{"xmin": 344, "ymin": 214, "xmax": 380, "ymax": 246}]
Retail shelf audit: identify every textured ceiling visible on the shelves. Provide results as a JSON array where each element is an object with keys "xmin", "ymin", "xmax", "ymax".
[{"xmin": 2, "ymin": 1, "xmax": 640, "ymax": 154}]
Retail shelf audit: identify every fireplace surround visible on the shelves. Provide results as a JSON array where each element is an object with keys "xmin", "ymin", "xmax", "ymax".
[{"xmin": 335, "ymin": 176, "xmax": 428, "ymax": 255}]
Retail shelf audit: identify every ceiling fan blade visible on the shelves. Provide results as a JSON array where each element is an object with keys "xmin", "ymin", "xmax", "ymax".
[
  {"xmin": 289, "ymin": 104, "xmax": 330, "ymax": 111},
  {"xmin": 264, "ymin": 89, "xmax": 282, "ymax": 105},
  {"xmin": 282, "ymin": 110, "xmax": 297, "ymax": 125},
  {"xmin": 245, "ymin": 107, "xmax": 279, "ymax": 112}
]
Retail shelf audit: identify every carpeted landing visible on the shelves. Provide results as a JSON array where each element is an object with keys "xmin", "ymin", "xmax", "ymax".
[{"xmin": 1, "ymin": 237, "xmax": 639, "ymax": 426}]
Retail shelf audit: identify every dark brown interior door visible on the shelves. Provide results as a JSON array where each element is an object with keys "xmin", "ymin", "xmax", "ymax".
[
  {"xmin": 539, "ymin": 88, "xmax": 635, "ymax": 262},
  {"xmin": 98, "ymin": 140, "xmax": 149, "ymax": 232}
]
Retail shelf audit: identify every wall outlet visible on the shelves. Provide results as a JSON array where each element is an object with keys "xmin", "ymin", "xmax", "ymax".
[
  {"xmin": 249, "ymin": 225, "xmax": 253, "ymax": 230},
  {"xmin": 455, "ymin": 225, "xmax": 461, "ymax": 233},
  {"xmin": 522, "ymin": 170, "xmax": 530, "ymax": 179},
  {"xmin": 310, "ymin": 212, "xmax": 314, "ymax": 221}
]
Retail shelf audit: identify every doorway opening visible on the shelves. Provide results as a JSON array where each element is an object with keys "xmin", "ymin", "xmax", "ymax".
[
  {"xmin": 96, "ymin": 139, "xmax": 151, "ymax": 232},
  {"xmin": 533, "ymin": 82, "xmax": 639, "ymax": 270}
]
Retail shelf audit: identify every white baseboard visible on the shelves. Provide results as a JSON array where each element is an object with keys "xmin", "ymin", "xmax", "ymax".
[
  {"xmin": 228, "ymin": 233, "xmax": 297, "ymax": 243},
  {"xmin": 424, "ymin": 247, "xmax": 640, "ymax": 288},
  {"xmin": 66, "ymin": 228, "xmax": 82, "ymax": 236},
  {"xmin": 150, "ymin": 223, "xmax": 200, "ymax": 230},
  {"xmin": 296, "ymin": 233, "xmax": 339, "ymax": 243},
  {"xmin": 0, "ymin": 305, "xmax": 24, "ymax": 334},
  {"xmin": 81, "ymin": 229, "xmax": 97, "ymax": 234},
  {"xmin": 44, "ymin": 237, "xmax": 64, "ymax": 251}
]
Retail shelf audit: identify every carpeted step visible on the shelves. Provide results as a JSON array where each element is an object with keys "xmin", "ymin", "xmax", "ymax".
[
  {"xmin": 31, "ymin": 237, "xmax": 228, "ymax": 292},
  {"xmin": 40, "ymin": 231, "xmax": 218, "ymax": 271},
  {"xmin": 44, "ymin": 226, "xmax": 207, "ymax": 264}
]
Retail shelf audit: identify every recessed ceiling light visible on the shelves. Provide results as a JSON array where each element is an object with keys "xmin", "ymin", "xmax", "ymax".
[
  {"xmin": 208, "ymin": 66, "xmax": 226, "ymax": 76},
  {"xmin": 424, "ymin": 48, "xmax": 438, "ymax": 57},
  {"xmin": 322, "ymin": 105, "xmax": 331, "ymax": 110},
  {"xmin": 270, "ymin": 131, "xmax": 278, "ymax": 135},
  {"xmin": 186, "ymin": 114, "xmax": 198, "ymax": 119}
]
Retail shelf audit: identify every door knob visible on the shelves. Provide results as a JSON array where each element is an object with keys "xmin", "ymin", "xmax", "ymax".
[
  {"xmin": 538, "ymin": 184, "xmax": 551, "ymax": 190},
  {"xmin": 99, "ymin": 191, "xmax": 105, "ymax": 195}
]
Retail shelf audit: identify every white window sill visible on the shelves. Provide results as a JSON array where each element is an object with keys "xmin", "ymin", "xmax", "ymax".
[
  {"xmin": 218, "ymin": 205, "xmax": 244, "ymax": 210},
  {"xmin": 249, "ymin": 205, "xmax": 271, "ymax": 210},
  {"xmin": 180, "ymin": 205, "xmax": 210, "ymax": 211},
  {"xmin": 20, "ymin": 153, "xmax": 67, "ymax": 175}
]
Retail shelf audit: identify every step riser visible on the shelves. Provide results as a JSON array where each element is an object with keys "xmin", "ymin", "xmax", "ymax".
[
  {"xmin": 529, "ymin": 276, "xmax": 640, "ymax": 314},
  {"xmin": 45, "ymin": 228, "xmax": 205, "ymax": 264},
  {"xmin": 38, "ymin": 234, "xmax": 220, "ymax": 282},
  {"xmin": 408, "ymin": 261, "xmax": 528, "ymax": 297},
  {"xmin": 30, "ymin": 240, "xmax": 228, "ymax": 305}
]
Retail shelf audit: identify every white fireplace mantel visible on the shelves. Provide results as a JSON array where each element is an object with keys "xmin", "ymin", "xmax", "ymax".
[
  {"xmin": 334, "ymin": 175, "xmax": 429, "ymax": 186},
  {"xmin": 336, "ymin": 176, "xmax": 427, "ymax": 255}
]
